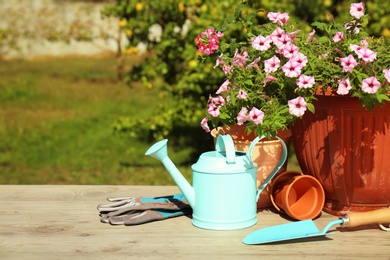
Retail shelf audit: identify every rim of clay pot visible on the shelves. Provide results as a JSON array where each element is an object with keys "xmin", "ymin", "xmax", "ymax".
[
  {"xmin": 270, "ymin": 171, "xmax": 302, "ymax": 213},
  {"xmin": 211, "ymin": 125, "xmax": 292, "ymax": 141},
  {"xmin": 271, "ymin": 172, "xmax": 325, "ymax": 220}
]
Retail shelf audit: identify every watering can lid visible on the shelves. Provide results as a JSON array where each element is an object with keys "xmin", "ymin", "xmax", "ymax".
[{"xmin": 192, "ymin": 134, "xmax": 257, "ymax": 172}]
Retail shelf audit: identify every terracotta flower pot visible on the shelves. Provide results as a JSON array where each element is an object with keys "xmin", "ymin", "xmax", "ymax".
[
  {"xmin": 292, "ymin": 88, "xmax": 390, "ymax": 215},
  {"xmin": 211, "ymin": 124, "xmax": 291, "ymax": 208},
  {"xmin": 270, "ymin": 171, "xmax": 325, "ymax": 220}
]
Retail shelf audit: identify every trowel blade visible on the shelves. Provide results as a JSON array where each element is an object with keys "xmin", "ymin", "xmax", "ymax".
[{"xmin": 242, "ymin": 220, "xmax": 325, "ymax": 245}]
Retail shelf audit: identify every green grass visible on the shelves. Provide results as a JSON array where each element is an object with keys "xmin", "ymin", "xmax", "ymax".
[
  {"xmin": 0, "ymin": 56, "xmax": 192, "ymax": 184},
  {"xmin": 0, "ymin": 56, "xmax": 300, "ymax": 185}
]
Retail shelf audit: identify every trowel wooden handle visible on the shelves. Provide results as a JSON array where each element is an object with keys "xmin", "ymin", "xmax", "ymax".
[{"xmin": 344, "ymin": 208, "xmax": 390, "ymax": 227}]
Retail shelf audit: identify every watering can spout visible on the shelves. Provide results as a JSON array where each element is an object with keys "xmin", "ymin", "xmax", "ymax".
[{"xmin": 145, "ymin": 139, "xmax": 195, "ymax": 208}]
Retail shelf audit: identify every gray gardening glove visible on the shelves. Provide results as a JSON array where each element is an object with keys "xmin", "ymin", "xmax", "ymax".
[{"xmin": 97, "ymin": 193, "xmax": 191, "ymax": 225}]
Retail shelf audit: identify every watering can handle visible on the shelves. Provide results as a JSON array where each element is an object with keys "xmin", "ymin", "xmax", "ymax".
[
  {"xmin": 247, "ymin": 135, "xmax": 266, "ymax": 159},
  {"xmin": 248, "ymin": 136, "xmax": 288, "ymax": 202},
  {"xmin": 215, "ymin": 134, "xmax": 236, "ymax": 164}
]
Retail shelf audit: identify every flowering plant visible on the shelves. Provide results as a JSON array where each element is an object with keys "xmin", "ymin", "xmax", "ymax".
[{"xmin": 197, "ymin": 2, "xmax": 390, "ymax": 138}]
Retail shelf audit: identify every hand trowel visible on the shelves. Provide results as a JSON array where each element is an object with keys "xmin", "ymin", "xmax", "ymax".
[{"xmin": 243, "ymin": 208, "xmax": 390, "ymax": 245}]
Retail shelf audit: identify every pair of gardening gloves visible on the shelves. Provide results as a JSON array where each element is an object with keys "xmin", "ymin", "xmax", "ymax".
[{"xmin": 97, "ymin": 193, "xmax": 192, "ymax": 225}]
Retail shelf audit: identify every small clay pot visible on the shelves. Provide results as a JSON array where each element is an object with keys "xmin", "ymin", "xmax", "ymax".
[{"xmin": 270, "ymin": 171, "xmax": 325, "ymax": 220}]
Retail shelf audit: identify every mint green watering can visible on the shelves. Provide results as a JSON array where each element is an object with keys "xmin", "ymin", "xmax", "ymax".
[{"xmin": 145, "ymin": 134, "xmax": 288, "ymax": 230}]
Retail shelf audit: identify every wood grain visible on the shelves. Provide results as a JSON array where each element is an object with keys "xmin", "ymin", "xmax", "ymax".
[{"xmin": 0, "ymin": 185, "xmax": 389, "ymax": 259}]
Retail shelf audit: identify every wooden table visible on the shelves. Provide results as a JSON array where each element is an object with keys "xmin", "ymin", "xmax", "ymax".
[{"xmin": 0, "ymin": 185, "xmax": 389, "ymax": 259}]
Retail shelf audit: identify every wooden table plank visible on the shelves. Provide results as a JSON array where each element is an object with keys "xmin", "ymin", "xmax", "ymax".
[{"xmin": 0, "ymin": 185, "xmax": 389, "ymax": 259}]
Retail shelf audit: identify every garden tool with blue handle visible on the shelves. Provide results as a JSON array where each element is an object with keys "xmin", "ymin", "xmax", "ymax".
[{"xmin": 97, "ymin": 193, "xmax": 191, "ymax": 225}]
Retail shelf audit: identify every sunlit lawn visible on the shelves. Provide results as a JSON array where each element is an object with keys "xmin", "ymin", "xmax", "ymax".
[{"xmin": 0, "ymin": 56, "xmax": 193, "ymax": 184}]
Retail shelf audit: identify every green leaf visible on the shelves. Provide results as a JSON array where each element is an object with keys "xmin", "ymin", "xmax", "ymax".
[
  {"xmin": 311, "ymin": 21, "xmax": 328, "ymax": 31},
  {"xmin": 224, "ymin": 18, "xmax": 236, "ymax": 25},
  {"xmin": 377, "ymin": 93, "xmax": 390, "ymax": 103},
  {"xmin": 218, "ymin": 113, "xmax": 230, "ymax": 119},
  {"xmin": 318, "ymin": 36, "xmax": 329, "ymax": 44},
  {"xmin": 230, "ymin": 38, "xmax": 237, "ymax": 54},
  {"xmin": 307, "ymin": 103, "xmax": 315, "ymax": 113},
  {"xmin": 280, "ymin": 107, "xmax": 289, "ymax": 114},
  {"xmin": 216, "ymin": 24, "xmax": 227, "ymax": 32},
  {"xmin": 244, "ymin": 79, "xmax": 254, "ymax": 86},
  {"xmin": 361, "ymin": 16, "xmax": 369, "ymax": 26},
  {"xmin": 234, "ymin": 4, "xmax": 244, "ymax": 19}
]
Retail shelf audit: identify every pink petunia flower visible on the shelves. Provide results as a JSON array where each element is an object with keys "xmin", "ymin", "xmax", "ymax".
[
  {"xmin": 232, "ymin": 49, "xmax": 249, "ymax": 68},
  {"xmin": 214, "ymin": 53, "xmax": 225, "ymax": 68},
  {"xmin": 288, "ymin": 30, "xmax": 300, "ymax": 44},
  {"xmin": 246, "ymin": 57, "xmax": 261, "ymax": 70},
  {"xmin": 278, "ymin": 13, "xmax": 290, "ymax": 25},
  {"xmin": 216, "ymin": 79, "xmax": 229, "ymax": 94},
  {"xmin": 267, "ymin": 12, "xmax": 289, "ymax": 26},
  {"xmin": 362, "ymin": 77, "xmax": 380, "ymax": 94},
  {"xmin": 249, "ymin": 107, "xmax": 265, "ymax": 125},
  {"xmin": 222, "ymin": 65, "xmax": 231, "ymax": 74},
  {"xmin": 267, "ymin": 12, "xmax": 280, "ymax": 23},
  {"xmin": 360, "ymin": 39, "xmax": 368, "ymax": 47},
  {"xmin": 336, "ymin": 78, "xmax": 352, "ymax": 95},
  {"xmin": 207, "ymin": 103, "xmax": 220, "ymax": 117},
  {"xmin": 270, "ymin": 27, "xmax": 286, "ymax": 45},
  {"xmin": 200, "ymin": 118, "xmax": 210, "ymax": 133},
  {"xmin": 211, "ymin": 95, "xmax": 225, "ymax": 106},
  {"xmin": 237, "ymin": 89, "xmax": 248, "ymax": 99},
  {"xmin": 276, "ymin": 33, "xmax": 291, "ymax": 49},
  {"xmin": 264, "ymin": 55, "xmax": 280, "ymax": 73},
  {"xmin": 384, "ymin": 69, "xmax": 390, "ymax": 83},
  {"xmin": 252, "ymin": 35, "xmax": 272, "ymax": 51},
  {"xmin": 288, "ymin": 96, "xmax": 307, "ymax": 117},
  {"xmin": 292, "ymin": 52, "xmax": 308, "ymax": 67},
  {"xmin": 350, "ymin": 44, "xmax": 361, "ymax": 53},
  {"xmin": 296, "ymin": 74, "xmax": 315, "ymax": 89},
  {"xmin": 263, "ymin": 74, "xmax": 278, "ymax": 87},
  {"xmin": 340, "ymin": 54, "xmax": 358, "ymax": 73},
  {"xmin": 306, "ymin": 29, "xmax": 316, "ymax": 43},
  {"xmin": 283, "ymin": 43, "xmax": 299, "ymax": 58},
  {"xmin": 350, "ymin": 2, "xmax": 364, "ymax": 19},
  {"xmin": 355, "ymin": 47, "xmax": 377, "ymax": 63},
  {"xmin": 236, "ymin": 107, "xmax": 248, "ymax": 125},
  {"xmin": 282, "ymin": 59, "xmax": 302, "ymax": 78},
  {"xmin": 333, "ymin": 32, "xmax": 344, "ymax": 43}
]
